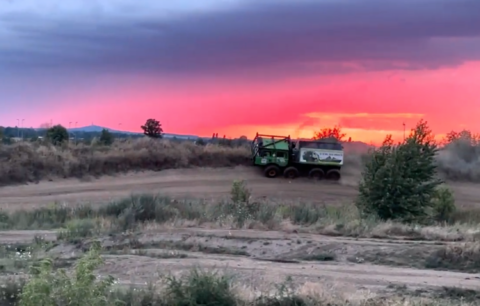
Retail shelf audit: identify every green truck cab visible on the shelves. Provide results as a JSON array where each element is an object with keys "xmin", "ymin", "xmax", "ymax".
[{"xmin": 251, "ymin": 133, "xmax": 344, "ymax": 180}]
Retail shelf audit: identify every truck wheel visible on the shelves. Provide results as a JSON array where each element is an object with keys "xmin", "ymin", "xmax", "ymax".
[
  {"xmin": 264, "ymin": 165, "xmax": 280, "ymax": 178},
  {"xmin": 283, "ymin": 167, "xmax": 299, "ymax": 179},
  {"xmin": 308, "ymin": 168, "xmax": 325, "ymax": 180},
  {"xmin": 326, "ymin": 169, "xmax": 341, "ymax": 181}
]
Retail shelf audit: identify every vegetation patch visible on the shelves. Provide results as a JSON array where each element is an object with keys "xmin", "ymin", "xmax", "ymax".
[
  {"xmin": 425, "ymin": 242, "xmax": 480, "ymax": 273},
  {"xmin": 300, "ymin": 253, "xmax": 336, "ymax": 261}
]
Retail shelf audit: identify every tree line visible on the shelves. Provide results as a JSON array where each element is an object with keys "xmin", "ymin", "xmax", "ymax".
[{"xmin": 0, "ymin": 118, "xmax": 250, "ymax": 147}]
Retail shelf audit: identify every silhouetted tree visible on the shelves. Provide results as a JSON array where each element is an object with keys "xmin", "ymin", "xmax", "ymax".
[
  {"xmin": 46, "ymin": 125, "xmax": 69, "ymax": 145},
  {"xmin": 196, "ymin": 138, "xmax": 206, "ymax": 146},
  {"xmin": 313, "ymin": 125, "xmax": 346, "ymax": 141},
  {"xmin": 443, "ymin": 129, "xmax": 480, "ymax": 146},
  {"xmin": 141, "ymin": 118, "xmax": 163, "ymax": 138},
  {"xmin": 99, "ymin": 128, "xmax": 114, "ymax": 145}
]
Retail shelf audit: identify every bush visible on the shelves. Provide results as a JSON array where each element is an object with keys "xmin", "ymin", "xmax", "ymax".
[
  {"xmin": 163, "ymin": 269, "xmax": 237, "ymax": 306},
  {"xmin": 356, "ymin": 120, "xmax": 442, "ymax": 223},
  {"xmin": 99, "ymin": 129, "xmax": 114, "ymax": 146},
  {"xmin": 222, "ymin": 180, "xmax": 259, "ymax": 227},
  {"xmin": 46, "ymin": 125, "xmax": 69, "ymax": 145},
  {"xmin": 57, "ymin": 219, "xmax": 97, "ymax": 242},
  {"xmin": 98, "ymin": 194, "xmax": 204, "ymax": 231},
  {"xmin": 431, "ymin": 186, "xmax": 457, "ymax": 223},
  {"xmin": 19, "ymin": 243, "xmax": 116, "ymax": 306},
  {"xmin": 0, "ymin": 277, "xmax": 25, "ymax": 305}
]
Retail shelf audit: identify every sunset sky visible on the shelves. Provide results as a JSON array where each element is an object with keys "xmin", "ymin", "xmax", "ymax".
[{"xmin": 1, "ymin": 0, "xmax": 480, "ymax": 144}]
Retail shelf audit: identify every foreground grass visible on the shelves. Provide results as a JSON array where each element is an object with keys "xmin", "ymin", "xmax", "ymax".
[
  {"xmin": 1, "ymin": 193, "xmax": 479, "ymax": 241},
  {"xmin": 0, "ymin": 193, "xmax": 480, "ymax": 304},
  {"xmin": 1, "ymin": 193, "xmax": 480, "ymax": 275},
  {"xmin": 0, "ymin": 245, "xmax": 478, "ymax": 306}
]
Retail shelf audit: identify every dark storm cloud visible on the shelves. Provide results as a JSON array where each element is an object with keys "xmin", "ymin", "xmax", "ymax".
[{"xmin": 2, "ymin": 0, "xmax": 480, "ymax": 76}]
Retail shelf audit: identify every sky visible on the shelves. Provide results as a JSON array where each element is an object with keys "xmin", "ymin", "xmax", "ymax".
[{"xmin": 1, "ymin": 0, "xmax": 480, "ymax": 144}]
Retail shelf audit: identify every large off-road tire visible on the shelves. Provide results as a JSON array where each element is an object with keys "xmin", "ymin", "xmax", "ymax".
[
  {"xmin": 326, "ymin": 169, "xmax": 341, "ymax": 181},
  {"xmin": 264, "ymin": 165, "xmax": 280, "ymax": 178},
  {"xmin": 283, "ymin": 166, "xmax": 299, "ymax": 179},
  {"xmin": 308, "ymin": 168, "xmax": 325, "ymax": 180}
]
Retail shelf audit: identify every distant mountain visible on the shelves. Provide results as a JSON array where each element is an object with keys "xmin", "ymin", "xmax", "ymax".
[
  {"xmin": 67, "ymin": 125, "xmax": 199, "ymax": 139},
  {"xmin": 68, "ymin": 125, "xmax": 136, "ymax": 134}
]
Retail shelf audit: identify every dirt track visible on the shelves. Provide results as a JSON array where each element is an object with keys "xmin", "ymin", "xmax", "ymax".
[
  {"xmin": 1, "ymin": 167, "xmax": 480, "ymax": 297},
  {"xmin": 0, "ymin": 166, "xmax": 479, "ymax": 209},
  {"xmin": 2, "ymin": 228, "xmax": 478, "ymax": 295}
]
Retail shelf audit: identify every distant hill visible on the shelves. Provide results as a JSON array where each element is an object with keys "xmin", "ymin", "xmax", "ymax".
[
  {"xmin": 68, "ymin": 125, "xmax": 137, "ymax": 134},
  {"xmin": 67, "ymin": 125, "xmax": 199, "ymax": 139}
]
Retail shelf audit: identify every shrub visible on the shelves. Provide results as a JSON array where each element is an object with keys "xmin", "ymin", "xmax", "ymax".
[
  {"xmin": 19, "ymin": 243, "xmax": 116, "ymax": 306},
  {"xmin": 356, "ymin": 120, "xmax": 442, "ymax": 223},
  {"xmin": 99, "ymin": 129, "xmax": 114, "ymax": 146},
  {"xmin": 163, "ymin": 268, "xmax": 237, "ymax": 306},
  {"xmin": 431, "ymin": 186, "xmax": 457, "ymax": 223},
  {"xmin": 223, "ymin": 180, "xmax": 259, "ymax": 227},
  {"xmin": 46, "ymin": 125, "xmax": 69, "ymax": 145},
  {"xmin": 230, "ymin": 180, "xmax": 251, "ymax": 204},
  {"xmin": 99, "ymin": 194, "xmax": 204, "ymax": 231},
  {"xmin": 0, "ymin": 277, "xmax": 25, "ymax": 305},
  {"xmin": 255, "ymin": 276, "xmax": 308, "ymax": 306},
  {"xmin": 57, "ymin": 219, "xmax": 97, "ymax": 242},
  {"xmin": 195, "ymin": 138, "xmax": 206, "ymax": 146}
]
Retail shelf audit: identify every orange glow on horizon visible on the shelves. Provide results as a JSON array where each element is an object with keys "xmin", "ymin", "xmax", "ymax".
[
  {"xmin": 217, "ymin": 123, "xmax": 449, "ymax": 146},
  {"xmin": 18, "ymin": 61, "xmax": 480, "ymax": 145}
]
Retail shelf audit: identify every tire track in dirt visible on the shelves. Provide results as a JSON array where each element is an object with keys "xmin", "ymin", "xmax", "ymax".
[
  {"xmin": 1, "ymin": 228, "xmax": 477, "ymax": 293},
  {"xmin": 103, "ymin": 255, "xmax": 478, "ymax": 292},
  {"xmin": 0, "ymin": 166, "xmax": 478, "ymax": 210},
  {"xmin": 0, "ymin": 166, "xmax": 358, "ymax": 209}
]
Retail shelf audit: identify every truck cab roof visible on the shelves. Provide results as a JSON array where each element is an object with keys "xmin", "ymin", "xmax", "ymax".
[{"xmin": 257, "ymin": 137, "xmax": 290, "ymax": 151}]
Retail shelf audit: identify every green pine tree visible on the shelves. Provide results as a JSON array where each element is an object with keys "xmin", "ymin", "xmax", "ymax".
[{"xmin": 356, "ymin": 120, "xmax": 443, "ymax": 223}]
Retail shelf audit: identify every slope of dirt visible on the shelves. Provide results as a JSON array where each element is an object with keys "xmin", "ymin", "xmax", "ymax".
[
  {"xmin": 0, "ymin": 166, "xmax": 479, "ymax": 210},
  {"xmin": 0, "ymin": 167, "xmax": 358, "ymax": 209},
  {"xmin": 3, "ymin": 228, "xmax": 477, "ymax": 294}
]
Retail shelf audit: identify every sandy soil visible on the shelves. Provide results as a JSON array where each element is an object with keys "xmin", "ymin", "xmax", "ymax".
[
  {"xmin": 1, "ymin": 166, "xmax": 479, "ymax": 298},
  {"xmin": 2, "ymin": 228, "xmax": 478, "ymax": 295},
  {"xmin": 0, "ymin": 166, "xmax": 478, "ymax": 210}
]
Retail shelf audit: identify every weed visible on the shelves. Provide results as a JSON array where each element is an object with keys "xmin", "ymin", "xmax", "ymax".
[
  {"xmin": 57, "ymin": 218, "xmax": 98, "ymax": 242},
  {"xmin": 163, "ymin": 268, "xmax": 237, "ymax": 306}
]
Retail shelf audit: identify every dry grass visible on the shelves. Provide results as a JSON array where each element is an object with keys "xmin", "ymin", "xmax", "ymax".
[
  {"xmin": 425, "ymin": 242, "xmax": 480, "ymax": 272},
  {"xmin": 1, "ymin": 192, "xmax": 479, "ymax": 304},
  {"xmin": 0, "ymin": 136, "xmax": 479, "ymax": 186},
  {"xmin": 1, "ymin": 264, "xmax": 478, "ymax": 305},
  {"xmin": 0, "ymin": 138, "xmax": 251, "ymax": 186},
  {"xmin": 2, "ymin": 194, "xmax": 480, "ymax": 242}
]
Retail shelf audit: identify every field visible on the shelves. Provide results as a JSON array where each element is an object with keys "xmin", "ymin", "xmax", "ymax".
[{"xmin": 0, "ymin": 139, "xmax": 480, "ymax": 305}]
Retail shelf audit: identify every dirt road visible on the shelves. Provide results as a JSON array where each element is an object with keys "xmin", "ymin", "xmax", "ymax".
[
  {"xmin": 0, "ymin": 166, "xmax": 479, "ymax": 209},
  {"xmin": 3, "ymin": 228, "xmax": 477, "ymax": 295}
]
